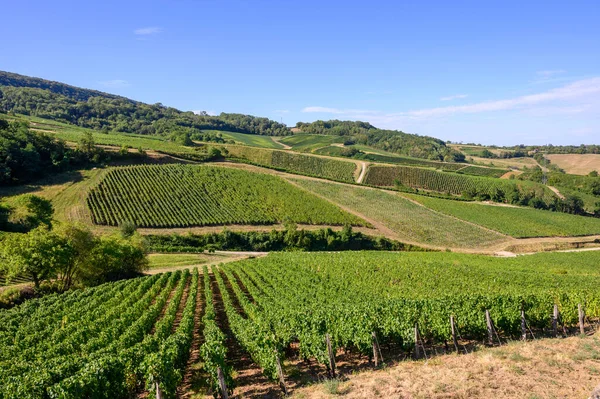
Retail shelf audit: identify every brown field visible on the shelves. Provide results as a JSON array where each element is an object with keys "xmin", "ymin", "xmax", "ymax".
[
  {"xmin": 291, "ymin": 333, "xmax": 600, "ymax": 399},
  {"xmin": 546, "ymin": 154, "xmax": 600, "ymax": 175}
]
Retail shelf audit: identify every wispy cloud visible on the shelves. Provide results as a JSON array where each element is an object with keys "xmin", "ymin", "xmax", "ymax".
[
  {"xmin": 134, "ymin": 27, "xmax": 162, "ymax": 35},
  {"xmin": 99, "ymin": 79, "xmax": 130, "ymax": 89},
  {"xmin": 440, "ymin": 94, "xmax": 468, "ymax": 101},
  {"xmin": 302, "ymin": 77, "xmax": 600, "ymax": 128},
  {"xmin": 530, "ymin": 69, "xmax": 569, "ymax": 85},
  {"xmin": 274, "ymin": 109, "xmax": 290, "ymax": 114},
  {"xmin": 536, "ymin": 70, "xmax": 566, "ymax": 78}
]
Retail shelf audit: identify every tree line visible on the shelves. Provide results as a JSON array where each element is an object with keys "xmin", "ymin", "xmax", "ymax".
[
  {"xmin": 0, "ymin": 71, "xmax": 291, "ymax": 137},
  {"xmin": 145, "ymin": 224, "xmax": 428, "ymax": 253},
  {"xmin": 295, "ymin": 119, "xmax": 465, "ymax": 162}
]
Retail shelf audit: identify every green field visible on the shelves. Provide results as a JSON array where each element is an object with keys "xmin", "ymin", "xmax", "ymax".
[
  {"xmin": 405, "ymin": 193, "xmax": 600, "ymax": 238},
  {"xmin": 203, "ymin": 130, "xmax": 283, "ymax": 149},
  {"xmin": 147, "ymin": 253, "xmax": 229, "ymax": 269},
  {"xmin": 365, "ymin": 164, "xmax": 556, "ymax": 202},
  {"xmin": 88, "ymin": 164, "xmax": 365, "ymax": 228},
  {"xmin": 222, "ymin": 144, "xmax": 358, "ymax": 182},
  {"xmin": 278, "ymin": 134, "xmax": 343, "ymax": 151},
  {"xmin": 11, "ymin": 114, "xmax": 202, "ymax": 155},
  {"xmin": 292, "ymin": 179, "xmax": 507, "ymax": 248}
]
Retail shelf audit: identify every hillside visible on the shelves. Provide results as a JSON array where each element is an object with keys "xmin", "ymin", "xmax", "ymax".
[
  {"xmin": 0, "ymin": 71, "xmax": 291, "ymax": 137},
  {"xmin": 295, "ymin": 119, "xmax": 465, "ymax": 161}
]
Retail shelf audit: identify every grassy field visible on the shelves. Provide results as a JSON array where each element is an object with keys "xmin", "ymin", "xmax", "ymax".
[
  {"xmin": 292, "ymin": 179, "xmax": 507, "ymax": 249},
  {"xmin": 278, "ymin": 134, "xmax": 343, "ymax": 151},
  {"xmin": 405, "ymin": 193, "xmax": 600, "ymax": 238},
  {"xmin": 88, "ymin": 164, "xmax": 366, "ymax": 228},
  {"xmin": 546, "ymin": 154, "xmax": 600, "ymax": 175},
  {"xmin": 203, "ymin": 130, "xmax": 283, "ymax": 149},
  {"xmin": 147, "ymin": 253, "xmax": 230, "ymax": 269},
  {"xmin": 13, "ymin": 114, "xmax": 202, "ymax": 155}
]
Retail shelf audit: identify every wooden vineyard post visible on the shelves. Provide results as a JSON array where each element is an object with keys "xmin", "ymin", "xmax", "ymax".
[
  {"xmin": 414, "ymin": 324, "xmax": 421, "ymax": 359},
  {"xmin": 450, "ymin": 315, "xmax": 459, "ymax": 353},
  {"xmin": 217, "ymin": 367, "xmax": 230, "ymax": 399},
  {"xmin": 155, "ymin": 382, "xmax": 163, "ymax": 399},
  {"xmin": 552, "ymin": 304, "xmax": 559, "ymax": 338},
  {"xmin": 371, "ymin": 331, "xmax": 383, "ymax": 367},
  {"xmin": 325, "ymin": 333, "xmax": 336, "ymax": 377},
  {"xmin": 485, "ymin": 310, "xmax": 494, "ymax": 345},
  {"xmin": 579, "ymin": 304, "xmax": 585, "ymax": 335},
  {"xmin": 276, "ymin": 355, "xmax": 288, "ymax": 396},
  {"xmin": 521, "ymin": 309, "xmax": 527, "ymax": 341}
]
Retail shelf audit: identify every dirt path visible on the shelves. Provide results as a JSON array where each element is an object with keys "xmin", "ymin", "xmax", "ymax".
[
  {"xmin": 178, "ymin": 274, "xmax": 205, "ymax": 398},
  {"xmin": 547, "ymin": 185, "xmax": 565, "ymax": 199},
  {"xmin": 356, "ymin": 161, "xmax": 368, "ymax": 184},
  {"xmin": 271, "ymin": 136, "xmax": 292, "ymax": 150}
]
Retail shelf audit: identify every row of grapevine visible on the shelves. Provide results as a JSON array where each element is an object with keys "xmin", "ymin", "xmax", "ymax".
[
  {"xmin": 221, "ymin": 144, "xmax": 358, "ymax": 182},
  {"xmin": 214, "ymin": 251, "xmax": 600, "ymax": 376},
  {"xmin": 87, "ymin": 164, "xmax": 365, "ymax": 228},
  {"xmin": 456, "ymin": 165, "xmax": 508, "ymax": 178},
  {"xmin": 364, "ymin": 164, "xmax": 556, "ymax": 202},
  {"xmin": 200, "ymin": 266, "xmax": 234, "ymax": 396},
  {"xmin": 0, "ymin": 269, "xmax": 214, "ymax": 399}
]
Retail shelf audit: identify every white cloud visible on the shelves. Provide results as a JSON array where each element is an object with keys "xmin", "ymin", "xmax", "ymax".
[
  {"xmin": 274, "ymin": 109, "xmax": 290, "ymax": 114},
  {"xmin": 134, "ymin": 27, "xmax": 162, "ymax": 35},
  {"xmin": 407, "ymin": 77, "xmax": 600, "ymax": 117},
  {"xmin": 301, "ymin": 77, "xmax": 600, "ymax": 130},
  {"xmin": 99, "ymin": 79, "xmax": 130, "ymax": 88},
  {"xmin": 440, "ymin": 94, "xmax": 468, "ymax": 101}
]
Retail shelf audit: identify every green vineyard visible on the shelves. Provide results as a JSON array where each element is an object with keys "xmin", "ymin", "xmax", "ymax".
[
  {"xmin": 364, "ymin": 164, "xmax": 556, "ymax": 201},
  {"xmin": 87, "ymin": 165, "xmax": 365, "ymax": 228},
  {"xmin": 216, "ymin": 251, "xmax": 600, "ymax": 368},
  {"xmin": 456, "ymin": 165, "xmax": 508, "ymax": 178},
  {"xmin": 222, "ymin": 144, "xmax": 358, "ymax": 182},
  {"xmin": 3, "ymin": 251, "xmax": 597, "ymax": 398}
]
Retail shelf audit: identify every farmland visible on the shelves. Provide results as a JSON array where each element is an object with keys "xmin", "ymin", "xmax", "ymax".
[
  {"xmin": 87, "ymin": 164, "xmax": 365, "ymax": 228},
  {"xmin": 546, "ymin": 154, "xmax": 600, "ymax": 175},
  {"xmin": 405, "ymin": 193, "xmax": 600, "ymax": 238},
  {"xmin": 364, "ymin": 164, "xmax": 556, "ymax": 202},
  {"xmin": 223, "ymin": 144, "xmax": 358, "ymax": 182},
  {"xmin": 291, "ymin": 178, "xmax": 507, "ymax": 249},
  {"xmin": 2, "ymin": 251, "xmax": 599, "ymax": 397},
  {"xmin": 277, "ymin": 134, "xmax": 344, "ymax": 151},
  {"xmin": 204, "ymin": 130, "xmax": 283, "ymax": 149}
]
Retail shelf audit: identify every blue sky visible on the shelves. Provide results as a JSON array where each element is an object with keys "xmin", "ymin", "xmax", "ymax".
[{"xmin": 2, "ymin": 0, "xmax": 599, "ymax": 145}]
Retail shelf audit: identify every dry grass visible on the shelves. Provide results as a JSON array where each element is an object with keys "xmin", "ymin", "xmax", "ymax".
[
  {"xmin": 467, "ymin": 156, "xmax": 539, "ymax": 170},
  {"xmin": 291, "ymin": 333, "xmax": 600, "ymax": 399},
  {"xmin": 546, "ymin": 154, "xmax": 600, "ymax": 175}
]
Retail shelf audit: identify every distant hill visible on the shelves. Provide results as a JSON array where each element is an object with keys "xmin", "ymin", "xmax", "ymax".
[
  {"xmin": 295, "ymin": 120, "xmax": 464, "ymax": 162},
  {"xmin": 0, "ymin": 71, "xmax": 291, "ymax": 137}
]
